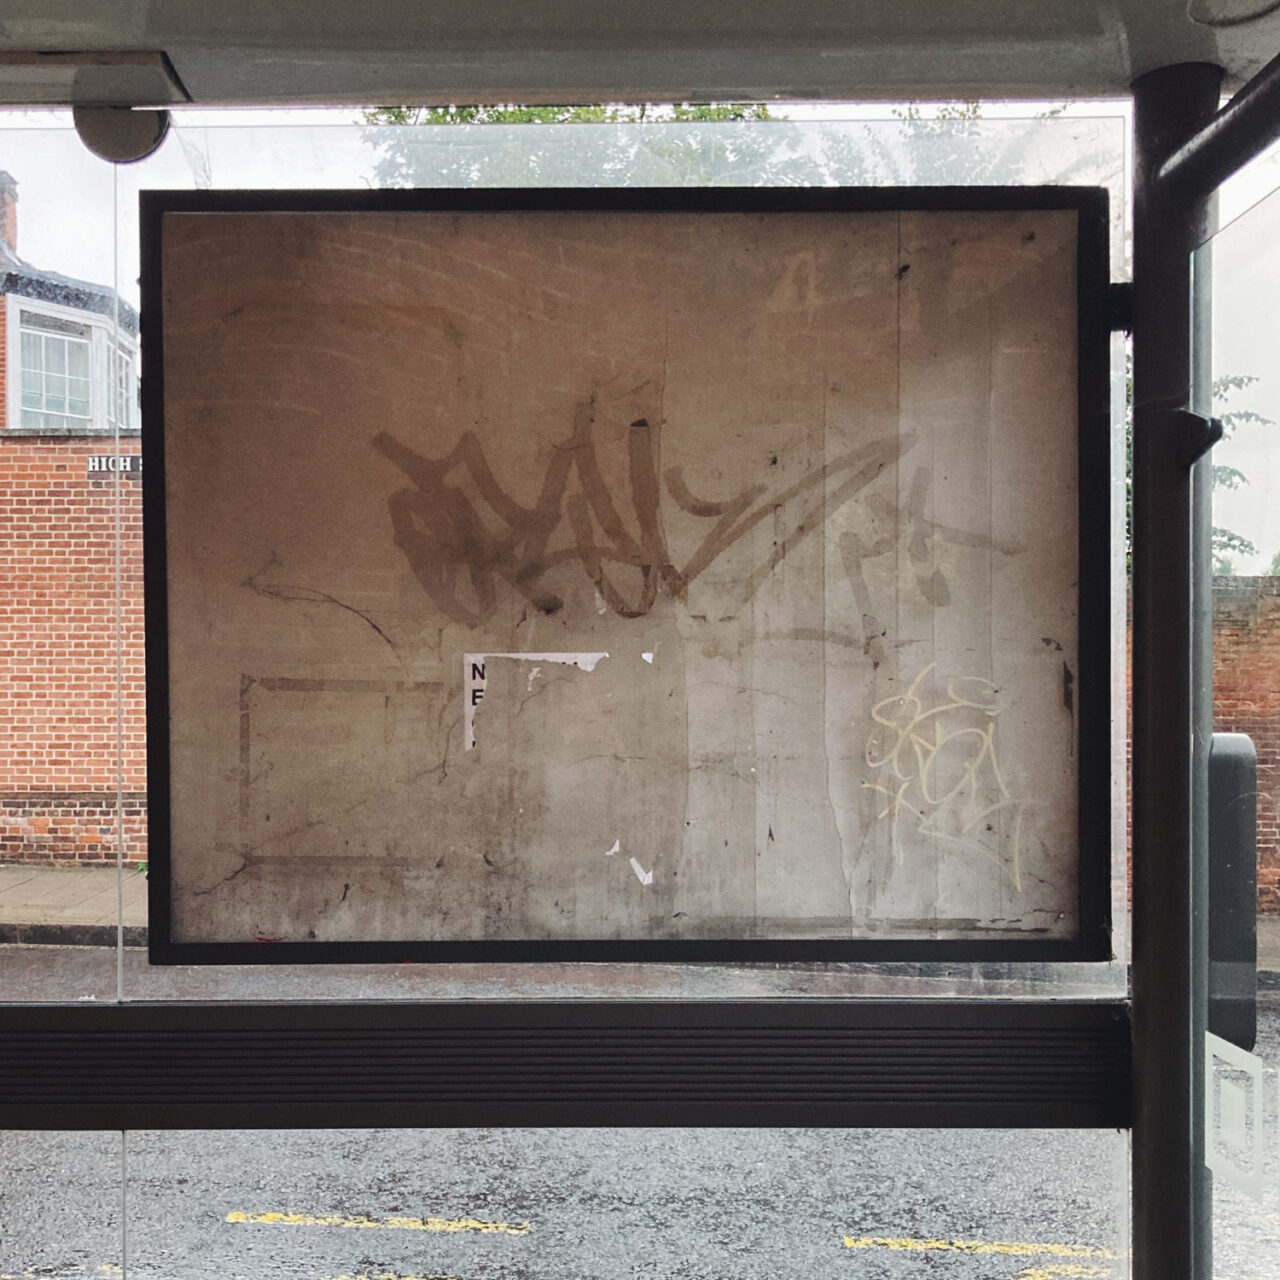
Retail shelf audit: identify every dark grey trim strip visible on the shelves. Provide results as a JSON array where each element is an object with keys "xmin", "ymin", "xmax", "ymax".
[{"xmin": 0, "ymin": 999, "xmax": 1131, "ymax": 1130}]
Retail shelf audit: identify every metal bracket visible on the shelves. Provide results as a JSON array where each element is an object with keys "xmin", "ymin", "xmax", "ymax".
[
  {"xmin": 73, "ymin": 104, "xmax": 171, "ymax": 163},
  {"xmin": 1167, "ymin": 407, "xmax": 1224, "ymax": 467},
  {"xmin": 1107, "ymin": 281, "xmax": 1133, "ymax": 333}
]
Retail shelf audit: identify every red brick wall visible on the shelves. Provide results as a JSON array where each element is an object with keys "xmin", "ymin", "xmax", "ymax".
[
  {"xmin": 1212, "ymin": 577, "xmax": 1280, "ymax": 911},
  {"xmin": 0, "ymin": 437, "xmax": 146, "ymax": 865}
]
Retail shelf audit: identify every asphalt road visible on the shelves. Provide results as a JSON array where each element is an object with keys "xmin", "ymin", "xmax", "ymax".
[{"xmin": 1, "ymin": 985, "xmax": 1276, "ymax": 1280}]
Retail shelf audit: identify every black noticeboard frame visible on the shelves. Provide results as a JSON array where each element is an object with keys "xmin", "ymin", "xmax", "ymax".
[{"xmin": 141, "ymin": 184, "xmax": 1113, "ymax": 966}]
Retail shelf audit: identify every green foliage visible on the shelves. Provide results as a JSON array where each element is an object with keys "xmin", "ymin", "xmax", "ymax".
[
  {"xmin": 893, "ymin": 101, "xmax": 983, "ymax": 123},
  {"xmin": 359, "ymin": 101, "xmax": 790, "ymax": 189},
  {"xmin": 358, "ymin": 98, "xmax": 1105, "ymax": 193},
  {"xmin": 669, "ymin": 103, "xmax": 772, "ymax": 123},
  {"xmin": 361, "ymin": 103, "xmax": 773, "ymax": 128},
  {"xmin": 1209, "ymin": 374, "xmax": 1271, "ymax": 566},
  {"xmin": 1212, "ymin": 527, "xmax": 1256, "ymax": 564}
]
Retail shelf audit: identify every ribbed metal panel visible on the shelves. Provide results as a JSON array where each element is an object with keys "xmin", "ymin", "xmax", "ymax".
[{"xmin": 0, "ymin": 1000, "xmax": 1130, "ymax": 1130}]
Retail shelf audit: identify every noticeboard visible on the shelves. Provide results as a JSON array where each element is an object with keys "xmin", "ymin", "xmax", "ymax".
[{"xmin": 141, "ymin": 187, "xmax": 1111, "ymax": 963}]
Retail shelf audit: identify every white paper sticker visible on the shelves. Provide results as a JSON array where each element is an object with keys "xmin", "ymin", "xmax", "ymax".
[
  {"xmin": 465, "ymin": 652, "xmax": 609, "ymax": 749},
  {"xmin": 1205, "ymin": 1031, "xmax": 1267, "ymax": 1202}
]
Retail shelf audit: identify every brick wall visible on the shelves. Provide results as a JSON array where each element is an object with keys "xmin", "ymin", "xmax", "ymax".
[
  {"xmin": 0, "ymin": 298, "xmax": 7, "ymax": 411},
  {"xmin": 1212, "ymin": 576, "xmax": 1280, "ymax": 911},
  {"xmin": 0, "ymin": 437, "xmax": 146, "ymax": 865}
]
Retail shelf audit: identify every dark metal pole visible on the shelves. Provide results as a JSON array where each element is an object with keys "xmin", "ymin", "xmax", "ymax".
[
  {"xmin": 1131, "ymin": 62, "xmax": 1222, "ymax": 1280},
  {"xmin": 1158, "ymin": 47, "xmax": 1280, "ymax": 204}
]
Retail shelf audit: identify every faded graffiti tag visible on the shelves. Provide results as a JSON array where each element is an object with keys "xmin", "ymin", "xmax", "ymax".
[
  {"xmin": 840, "ymin": 467, "xmax": 1024, "ymax": 663},
  {"xmin": 373, "ymin": 405, "xmax": 911, "ymax": 625}
]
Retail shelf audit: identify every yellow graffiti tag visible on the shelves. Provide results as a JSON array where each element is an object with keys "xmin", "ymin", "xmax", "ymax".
[
  {"xmin": 862, "ymin": 663, "xmax": 1028, "ymax": 889},
  {"xmin": 225, "ymin": 1209, "xmax": 529, "ymax": 1235}
]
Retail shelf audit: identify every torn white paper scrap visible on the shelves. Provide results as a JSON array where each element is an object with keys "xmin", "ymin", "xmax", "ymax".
[
  {"xmin": 1205, "ymin": 1031, "xmax": 1267, "ymax": 1202},
  {"xmin": 629, "ymin": 857, "xmax": 654, "ymax": 886},
  {"xmin": 464, "ymin": 651, "xmax": 609, "ymax": 749}
]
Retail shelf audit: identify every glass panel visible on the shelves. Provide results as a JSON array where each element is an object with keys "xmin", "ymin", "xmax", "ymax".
[
  {"xmin": 121, "ymin": 1128, "xmax": 1128, "ymax": 1280},
  {"xmin": 1195, "ymin": 164, "xmax": 1280, "ymax": 1280},
  {"xmin": 134, "ymin": 111, "xmax": 1124, "ymax": 996},
  {"xmin": 44, "ymin": 373, "xmax": 66, "ymax": 413},
  {"xmin": 19, "ymin": 327, "xmax": 40, "ymax": 371},
  {"xmin": 109, "ymin": 348, "xmax": 136, "ymax": 429},
  {"xmin": 124, "ymin": 112, "xmax": 1126, "ymax": 995},
  {"xmin": 67, "ymin": 339, "xmax": 90, "ymax": 379},
  {"xmin": 45, "ymin": 335, "xmax": 66, "ymax": 376},
  {"xmin": 0, "ymin": 108, "xmax": 1129, "ymax": 1003},
  {"xmin": 21, "ymin": 308, "xmax": 92, "ymax": 338},
  {"xmin": 0, "ymin": 117, "xmax": 124, "ymax": 1002}
]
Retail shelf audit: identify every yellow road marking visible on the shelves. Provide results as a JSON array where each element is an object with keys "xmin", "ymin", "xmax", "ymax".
[
  {"xmin": 843, "ymin": 1236, "xmax": 1124, "ymax": 1260},
  {"xmin": 0, "ymin": 1270, "xmax": 121, "ymax": 1280},
  {"xmin": 327, "ymin": 1273, "xmax": 463, "ymax": 1280},
  {"xmin": 0, "ymin": 1272, "xmax": 463, "ymax": 1280},
  {"xmin": 226, "ymin": 1209, "xmax": 530, "ymax": 1235},
  {"xmin": 1011, "ymin": 1267, "xmax": 1113, "ymax": 1280}
]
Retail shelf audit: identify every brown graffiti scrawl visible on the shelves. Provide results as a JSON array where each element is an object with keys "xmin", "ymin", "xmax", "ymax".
[{"xmin": 374, "ymin": 406, "xmax": 911, "ymax": 627}]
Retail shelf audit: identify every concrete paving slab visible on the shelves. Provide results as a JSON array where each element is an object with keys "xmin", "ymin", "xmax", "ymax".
[
  {"xmin": 6, "ymin": 870, "xmax": 120, "ymax": 910},
  {"xmin": 0, "ymin": 865, "xmax": 148, "ymax": 934},
  {"xmin": 1258, "ymin": 914, "xmax": 1280, "ymax": 972},
  {"xmin": 0, "ymin": 866, "xmax": 41, "ymax": 891}
]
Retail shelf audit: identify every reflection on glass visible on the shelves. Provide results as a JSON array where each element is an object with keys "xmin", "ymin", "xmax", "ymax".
[{"xmin": 1197, "ymin": 172, "xmax": 1280, "ymax": 1280}]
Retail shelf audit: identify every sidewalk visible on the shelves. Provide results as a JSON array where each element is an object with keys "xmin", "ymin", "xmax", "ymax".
[
  {"xmin": 1, "ymin": 865, "xmax": 1278, "ymax": 969},
  {"xmin": 0, "ymin": 865, "xmax": 147, "ymax": 946}
]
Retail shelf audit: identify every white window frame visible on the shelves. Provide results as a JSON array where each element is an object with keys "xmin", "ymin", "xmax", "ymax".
[{"xmin": 4, "ymin": 292, "xmax": 138, "ymax": 435}]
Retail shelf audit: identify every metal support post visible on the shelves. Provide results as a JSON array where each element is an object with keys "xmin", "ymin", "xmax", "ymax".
[
  {"xmin": 1130, "ymin": 62, "xmax": 1223, "ymax": 1280},
  {"xmin": 1159, "ymin": 47, "xmax": 1280, "ymax": 204}
]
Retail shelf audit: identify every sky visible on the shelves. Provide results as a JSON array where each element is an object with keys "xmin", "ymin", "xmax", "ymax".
[{"xmin": 2, "ymin": 100, "xmax": 1279, "ymax": 570}]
